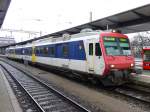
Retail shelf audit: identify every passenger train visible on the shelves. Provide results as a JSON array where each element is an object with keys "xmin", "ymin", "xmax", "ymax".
[
  {"xmin": 5, "ymin": 29, "xmax": 136, "ymax": 86},
  {"xmin": 142, "ymin": 46, "xmax": 150, "ymax": 70}
]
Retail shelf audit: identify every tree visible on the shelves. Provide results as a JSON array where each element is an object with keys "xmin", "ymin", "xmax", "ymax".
[{"xmin": 130, "ymin": 32, "xmax": 150, "ymax": 58}]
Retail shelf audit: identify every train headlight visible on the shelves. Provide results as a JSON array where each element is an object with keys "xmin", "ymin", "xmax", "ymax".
[
  {"xmin": 110, "ymin": 64, "xmax": 115, "ymax": 68},
  {"xmin": 131, "ymin": 63, "xmax": 134, "ymax": 67}
]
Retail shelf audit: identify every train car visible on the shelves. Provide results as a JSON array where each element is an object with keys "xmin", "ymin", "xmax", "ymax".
[
  {"xmin": 6, "ymin": 46, "xmax": 16, "ymax": 59},
  {"xmin": 14, "ymin": 45, "xmax": 24, "ymax": 60},
  {"xmin": 22, "ymin": 43, "xmax": 33, "ymax": 62},
  {"xmin": 6, "ymin": 30, "xmax": 135, "ymax": 86},
  {"xmin": 142, "ymin": 46, "xmax": 150, "ymax": 70}
]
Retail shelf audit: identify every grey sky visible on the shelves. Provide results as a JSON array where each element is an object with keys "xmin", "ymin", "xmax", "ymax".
[{"xmin": 1, "ymin": 0, "xmax": 150, "ymax": 42}]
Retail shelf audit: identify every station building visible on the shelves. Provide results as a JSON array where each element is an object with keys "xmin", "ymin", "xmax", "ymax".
[{"xmin": 0, "ymin": 37, "xmax": 15, "ymax": 54}]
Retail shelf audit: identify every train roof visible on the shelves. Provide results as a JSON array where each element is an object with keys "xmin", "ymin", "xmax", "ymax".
[
  {"xmin": 1, "ymin": 4, "xmax": 150, "ymax": 48},
  {"xmin": 33, "ymin": 31, "xmax": 101, "ymax": 46}
]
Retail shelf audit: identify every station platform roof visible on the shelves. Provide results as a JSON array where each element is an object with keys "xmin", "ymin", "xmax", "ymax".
[
  {"xmin": 49, "ymin": 4, "xmax": 150, "ymax": 36},
  {"xmin": 2, "ymin": 3, "xmax": 150, "ymax": 47},
  {"xmin": 0, "ymin": 0, "xmax": 11, "ymax": 28}
]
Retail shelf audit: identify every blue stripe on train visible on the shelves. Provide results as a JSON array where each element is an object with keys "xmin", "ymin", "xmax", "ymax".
[{"xmin": 16, "ymin": 40, "xmax": 86, "ymax": 60}]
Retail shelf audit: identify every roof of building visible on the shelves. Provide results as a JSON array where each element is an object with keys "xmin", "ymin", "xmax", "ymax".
[
  {"xmin": 47, "ymin": 4, "xmax": 150, "ymax": 35},
  {"xmin": 2, "ymin": 3, "xmax": 150, "ymax": 47},
  {"xmin": 0, "ymin": 0, "xmax": 11, "ymax": 28}
]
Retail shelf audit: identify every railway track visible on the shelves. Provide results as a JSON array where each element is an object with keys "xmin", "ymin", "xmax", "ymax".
[
  {"xmin": 1, "ymin": 58, "xmax": 150, "ymax": 110},
  {"xmin": 113, "ymin": 85, "xmax": 150, "ymax": 104},
  {"xmin": 0, "ymin": 61, "xmax": 90, "ymax": 112}
]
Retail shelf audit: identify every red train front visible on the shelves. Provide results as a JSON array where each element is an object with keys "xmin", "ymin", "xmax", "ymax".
[
  {"xmin": 142, "ymin": 47, "xmax": 150, "ymax": 70},
  {"xmin": 100, "ymin": 32, "xmax": 135, "ymax": 85}
]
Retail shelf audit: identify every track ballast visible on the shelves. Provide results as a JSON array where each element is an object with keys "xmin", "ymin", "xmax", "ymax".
[{"xmin": 0, "ymin": 61, "xmax": 90, "ymax": 112}]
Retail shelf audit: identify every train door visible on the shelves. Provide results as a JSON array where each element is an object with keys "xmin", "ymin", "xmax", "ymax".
[
  {"xmin": 86, "ymin": 39, "xmax": 104, "ymax": 75},
  {"xmin": 86, "ymin": 39, "xmax": 94, "ymax": 73},
  {"xmin": 31, "ymin": 46, "xmax": 36, "ymax": 63},
  {"xmin": 94, "ymin": 42, "xmax": 105, "ymax": 75}
]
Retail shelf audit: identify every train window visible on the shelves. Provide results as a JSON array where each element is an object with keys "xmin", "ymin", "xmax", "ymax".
[
  {"xmin": 22, "ymin": 49, "xmax": 25, "ymax": 54},
  {"xmin": 32, "ymin": 47, "xmax": 35, "ymax": 54},
  {"xmin": 95, "ymin": 43, "xmax": 102, "ymax": 56},
  {"xmin": 38, "ymin": 47, "xmax": 40, "ymax": 54},
  {"xmin": 50, "ymin": 47, "xmax": 55, "ymax": 56},
  {"xmin": 43, "ymin": 47, "xmax": 48, "ymax": 55},
  {"xmin": 40, "ymin": 47, "xmax": 43, "ymax": 54},
  {"xmin": 35, "ymin": 47, "xmax": 39, "ymax": 54},
  {"xmin": 89, "ymin": 43, "xmax": 93, "ymax": 55},
  {"xmin": 144, "ymin": 50, "xmax": 150, "ymax": 61},
  {"xmin": 63, "ymin": 44, "xmax": 68, "ymax": 57},
  {"xmin": 15, "ymin": 49, "xmax": 17, "ymax": 54},
  {"xmin": 79, "ymin": 41, "xmax": 84, "ymax": 50},
  {"xmin": 29, "ymin": 48, "xmax": 32, "ymax": 55},
  {"xmin": 27, "ymin": 49, "xmax": 29, "ymax": 55}
]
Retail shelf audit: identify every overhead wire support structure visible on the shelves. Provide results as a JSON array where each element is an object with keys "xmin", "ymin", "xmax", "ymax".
[
  {"xmin": 1, "ymin": 4, "xmax": 150, "ymax": 48},
  {"xmin": 0, "ymin": 28, "xmax": 41, "ymax": 39}
]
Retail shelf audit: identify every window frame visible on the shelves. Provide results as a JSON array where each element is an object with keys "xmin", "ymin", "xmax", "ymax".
[
  {"xmin": 49, "ymin": 46, "xmax": 55, "ymax": 56},
  {"xmin": 89, "ymin": 43, "xmax": 93, "ymax": 55},
  {"xmin": 95, "ymin": 43, "xmax": 102, "ymax": 56},
  {"xmin": 62, "ymin": 44, "xmax": 69, "ymax": 57}
]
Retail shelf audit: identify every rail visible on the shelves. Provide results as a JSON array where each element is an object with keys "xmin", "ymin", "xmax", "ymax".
[{"xmin": 0, "ymin": 61, "xmax": 90, "ymax": 112}]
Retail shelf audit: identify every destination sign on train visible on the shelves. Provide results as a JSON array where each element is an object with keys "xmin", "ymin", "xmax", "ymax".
[
  {"xmin": 119, "ymin": 38, "xmax": 128, "ymax": 42},
  {"xmin": 104, "ymin": 37, "xmax": 115, "ymax": 41}
]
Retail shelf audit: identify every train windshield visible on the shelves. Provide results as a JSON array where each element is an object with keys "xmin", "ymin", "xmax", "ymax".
[
  {"xmin": 143, "ymin": 50, "xmax": 150, "ymax": 61},
  {"xmin": 103, "ymin": 37, "xmax": 131, "ymax": 56}
]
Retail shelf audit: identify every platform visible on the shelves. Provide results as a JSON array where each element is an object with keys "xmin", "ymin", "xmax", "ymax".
[{"xmin": 0, "ymin": 68, "xmax": 22, "ymax": 112}]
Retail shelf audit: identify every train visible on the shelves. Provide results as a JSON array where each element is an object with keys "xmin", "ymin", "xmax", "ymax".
[
  {"xmin": 5, "ymin": 29, "xmax": 136, "ymax": 86},
  {"xmin": 142, "ymin": 46, "xmax": 150, "ymax": 70}
]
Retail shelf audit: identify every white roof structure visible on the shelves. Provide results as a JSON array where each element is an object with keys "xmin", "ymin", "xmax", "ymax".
[{"xmin": 2, "ymin": 4, "xmax": 150, "ymax": 47}]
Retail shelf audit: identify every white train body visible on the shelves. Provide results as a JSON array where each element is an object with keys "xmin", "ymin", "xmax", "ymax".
[{"xmin": 32, "ymin": 32, "xmax": 105, "ymax": 75}]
